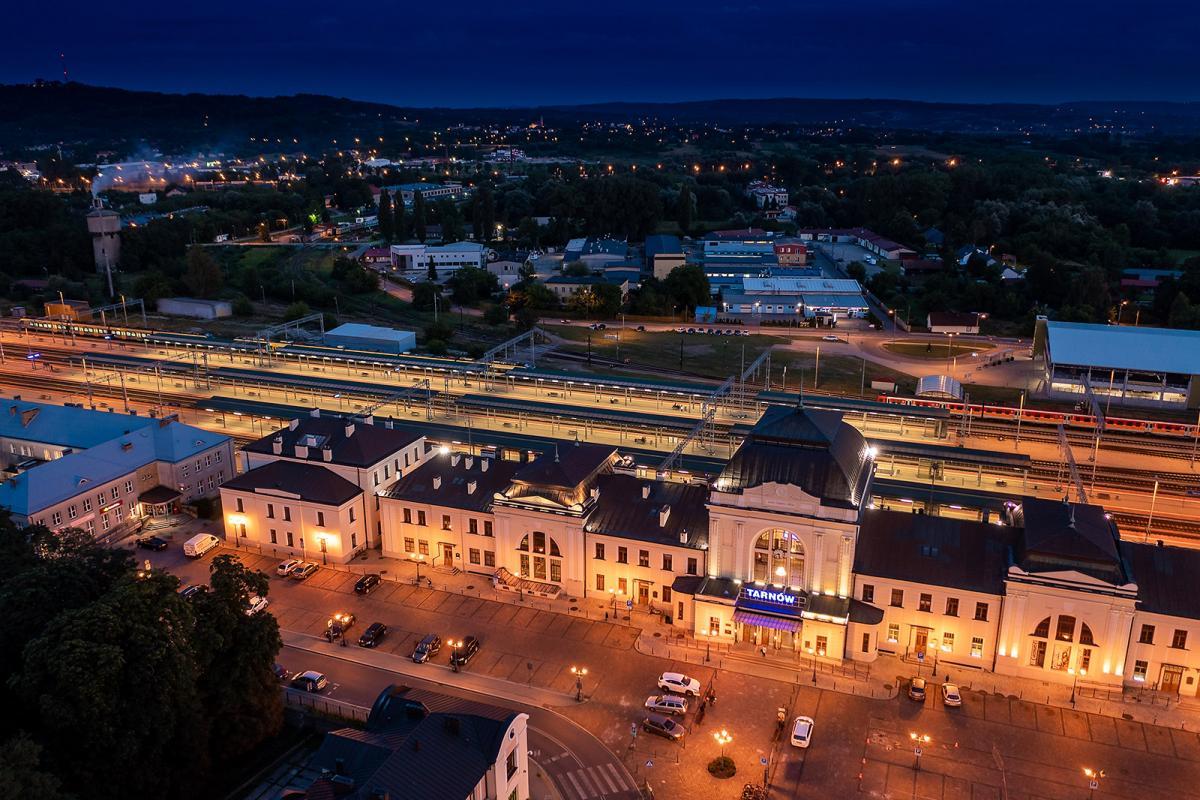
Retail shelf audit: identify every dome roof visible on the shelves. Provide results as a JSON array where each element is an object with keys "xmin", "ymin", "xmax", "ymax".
[{"xmin": 715, "ymin": 406, "xmax": 873, "ymax": 508}]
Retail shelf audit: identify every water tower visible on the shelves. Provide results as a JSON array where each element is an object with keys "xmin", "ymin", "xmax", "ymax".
[{"xmin": 86, "ymin": 198, "xmax": 120, "ymax": 295}]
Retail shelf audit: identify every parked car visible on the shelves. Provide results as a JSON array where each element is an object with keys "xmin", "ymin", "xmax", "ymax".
[
  {"xmin": 822, "ymin": 335, "xmax": 841, "ymax": 342},
  {"xmin": 642, "ymin": 713, "xmax": 686, "ymax": 741},
  {"xmin": 179, "ymin": 584, "xmax": 208, "ymax": 600},
  {"xmin": 182, "ymin": 533, "xmax": 220, "ymax": 558},
  {"xmin": 358, "ymin": 622, "xmax": 388, "ymax": 648},
  {"xmin": 273, "ymin": 663, "xmax": 291, "ymax": 682},
  {"xmin": 276, "ymin": 558, "xmax": 303, "ymax": 576},
  {"xmin": 790, "ymin": 716, "xmax": 815, "ymax": 748},
  {"xmin": 354, "ymin": 573, "xmax": 382, "ymax": 595},
  {"xmin": 657, "ymin": 672, "xmax": 701, "ymax": 697},
  {"xmin": 327, "ymin": 611, "xmax": 356, "ymax": 634},
  {"xmin": 412, "ymin": 634, "xmax": 442, "ymax": 663},
  {"xmin": 644, "ymin": 695, "xmax": 688, "ymax": 715},
  {"xmin": 291, "ymin": 562, "xmax": 319, "ymax": 580},
  {"xmin": 245, "ymin": 595, "xmax": 270, "ymax": 616},
  {"xmin": 450, "ymin": 636, "xmax": 480, "ymax": 666},
  {"xmin": 135, "ymin": 535, "xmax": 169, "ymax": 551},
  {"xmin": 908, "ymin": 677, "xmax": 927, "ymax": 702},
  {"xmin": 290, "ymin": 670, "xmax": 328, "ymax": 693},
  {"xmin": 635, "ymin": 325, "xmax": 646, "ymax": 332},
  {"xmin": 941, "ymin": 683, "xmax": 962, "ymax": 707}
]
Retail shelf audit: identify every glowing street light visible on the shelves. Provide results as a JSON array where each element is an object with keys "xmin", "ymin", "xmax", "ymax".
[
  {"xmin": 713, "ymin": 728, "xmax": 732, "ymax": 757},
  {"xmin": 448, "ymin": 638, "xmax": 463, "ymax": 672},
  {"xmin": 1083, "ymin": 767, "xmax": 1105, "ymax": 799},
  {"xmin": 570, "ymin": 665, "xmax": 588, "ymax": 702},
  {"xmin": 909, "ymin": 732, "xmax": 931, "ymax": 771}
]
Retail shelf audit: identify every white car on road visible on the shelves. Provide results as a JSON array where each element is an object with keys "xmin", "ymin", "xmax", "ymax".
[
  {"xmin": 644, "ymin": 695, "xmax": 689, "ymax": 715},
  {"xmin": 657, "ymin": 672, "xmax": 701, "ymax": 697},
  {"xmin": 245, "ymin": 595, "xmax": 270, "ymax": 616},
  {"xmin": 790, "ymin": 716, "xmax": 815, "ymax": 748},
  {"xmin": 942, "ymin": 683, "xmax": 962, "ymax": 707}
]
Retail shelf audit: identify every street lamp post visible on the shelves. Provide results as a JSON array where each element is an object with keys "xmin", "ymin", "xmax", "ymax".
[
  {"xmin": 1083, "ymin": 767, "xmax": 1105, "ymax": 799},
  {"xmin": 713, "ymin": 728, "xmax": 732, "ymax": 758},
  {"xmin": 909, "ymin": 732, "xmax": 930, "ymax": 771},
  {"xmin": 449, "ymin": 638, "xmax": 462, "ymax": 673},
  {"xmin": 571, "ymin": 665, "xmax": 588, "ymax": 702},
  {"xmin": 1069, "ymin": 667, "xmax": 1087, "ymax": 707},
  {"xmin": 410, "ymin": 552, "xmax": 426, "ymax": 584}
]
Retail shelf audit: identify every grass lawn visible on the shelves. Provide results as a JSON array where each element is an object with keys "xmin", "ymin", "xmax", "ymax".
[
  {"xmin": 883, "ymin": 340, "xmax": 992, "ymax": 359},
  {"xmin": 547, "ymin": 325, "xmax": 786, "ymax": 380},
  {"xmin": 774, "ymin": 351, "xmax": 918, "ymax": 397}
]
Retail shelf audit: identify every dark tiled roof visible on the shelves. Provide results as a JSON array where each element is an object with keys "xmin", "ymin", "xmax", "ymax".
[
  {"xmin": 1121, "ymin": 541, "xmax": 1200, "ymax": 621},
  {"xmin": 854, "ymin": 509, "xmax": 1018, "ymax": 595},
  {"xmin": 1011, "ymin": 498, "xmax": 1126, "ymax": 583},
  {"xmin": 384, "ymin": 454, "xmax": 519, "ymax": 512},
  {"xmin": 716, "ymin": 406, "xmax": 872, "ymax": 507},
  {"xmin": 305, "ymin": 686, "xmax": 520, "ymax": 800},
  {"xmin": 512, "ymin": 443, "xmax": 616, "ymax": 490},
  {"xmin": 672, "ymin": 575, "xmax": 739, "ymax": 602},
  {"xmin": 244, "ymin": 415, "xmax": 424, "ymax": 468},
  {"xmin": 222, "ymin": 461, "xmax": 362, "ymax": 506},
  {"xmin": 584, "ymin": 474, "xmax": 708, "ymax": 549},
  {"xmin": 849, "ymin": 599, "xmax": 885, "ymax": 624}
]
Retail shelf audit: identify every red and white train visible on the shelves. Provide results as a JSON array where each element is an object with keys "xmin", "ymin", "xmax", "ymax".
[{"xmin": 880, "ymin": 395, "xmax": 1198, "ymax": 438}]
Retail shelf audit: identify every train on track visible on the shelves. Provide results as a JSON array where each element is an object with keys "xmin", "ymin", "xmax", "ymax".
[{"xmin": 881, "ymin": 395, "xmax": 1198, "ymax": 438}]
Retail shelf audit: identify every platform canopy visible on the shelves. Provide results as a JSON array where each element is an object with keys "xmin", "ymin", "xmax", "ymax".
[{"xmin": 1043, "ymin": 320, "xmax": 1200, "ymax": 374}]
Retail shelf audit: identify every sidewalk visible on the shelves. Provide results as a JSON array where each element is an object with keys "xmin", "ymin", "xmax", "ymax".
[
  {"xmin": 281, "ymin": 629, "xmax": 576, "ymax": 708},
  {"xmin": 636, "ymin": 627, "xmax": 1200, "ymax": 731}
]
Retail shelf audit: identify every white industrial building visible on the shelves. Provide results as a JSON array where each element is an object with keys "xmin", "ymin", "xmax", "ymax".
[
  {"xmin": 1035, "ymin": 318, "xmax": 1200, "ymax": 409},
  {"xmin": 387, "ymin": 242, "xmax": 487, "ymax": 277},
  {"xmin": 324, "ymin": 323, "xmax": 416, "ymax": 354}
]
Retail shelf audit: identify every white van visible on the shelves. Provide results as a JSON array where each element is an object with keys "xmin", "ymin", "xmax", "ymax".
[{"xmin": 183, "ymin": 533, "xmax": 221, "ymax": 558}]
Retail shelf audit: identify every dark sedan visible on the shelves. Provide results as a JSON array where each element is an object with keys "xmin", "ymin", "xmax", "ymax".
[
  {"xmin": 358, "ymin": 622, "xmax": 388, "ymax": 648},
  {"xmin": 354, "ymin": 573, "xmax": 382, "ymax": 595},
  {"xmin": 136, "ymin": 535, "xmax": 169, "ymax": 551}
]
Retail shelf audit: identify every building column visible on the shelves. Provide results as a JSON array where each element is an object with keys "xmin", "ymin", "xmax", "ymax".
[
  {"xmin": 837, "ymin": 535, "xmax": 852, "ymax": 598},
  {"xmin": 1101, "ymin": 607, "xmax": 1123, "ymax": 677},
  {"xmin": 707, "ymin": 517, "xmax": 720, "ymax": 577},
  {"xmin": 811, "ymin": 533, "xmax": 825, "ymax": 594},
  {"xmin": 999, "ymin": 592, "xmax": 1026, "ymax": 661}
]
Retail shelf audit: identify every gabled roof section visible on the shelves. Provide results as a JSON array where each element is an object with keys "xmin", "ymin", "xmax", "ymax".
[
  {"xmin": 384, "ymin": 454, "xmax": 519, "ymax": 513},
  {"xmin": 715, "ymin": 406, "xmax": 873, "ymax": 508},
  {"xmin": 584, "ymin": 474, "xmax": 708, "ymax": 549},
  {"xmin": 222, "ymin": 461, "xmax": 362, "ymax": 506},
  {"xmin": 1011, "ymin": 497, "xmax": 1126, "ymax": 583},
  {"xmin": 1120, "ymin": 541, "xmax": 1200, "ymax": 621},
  {"xmin": 243, "ymin": 414, "xmax": 424, "ymax": 468},
  {"xmin": 511, "ymin": 442, "xmax": 616, "ymax": 491}
]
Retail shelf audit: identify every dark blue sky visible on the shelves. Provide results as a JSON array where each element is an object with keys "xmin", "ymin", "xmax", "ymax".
[{"xmin": 4, "ymin": 0, "xmax": 1195, "ymax": 106}]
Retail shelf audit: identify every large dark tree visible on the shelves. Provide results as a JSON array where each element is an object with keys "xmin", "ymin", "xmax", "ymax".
[
  {"xmin": 412, "ymin": 191, "xmax": 427, "ymax": 242},
  {"xmin": 378, "ymin": 188, "xmax": 394, "ymax": 241}
]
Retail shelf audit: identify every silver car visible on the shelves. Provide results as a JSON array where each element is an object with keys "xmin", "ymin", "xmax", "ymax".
[{"xmin": 644, "ymin": 695, "xmax": 688, "ymax": 715}]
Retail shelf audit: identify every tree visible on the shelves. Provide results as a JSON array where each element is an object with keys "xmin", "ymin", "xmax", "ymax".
[
  {"xmin": 846, "ymin": 261, "xmax": 867, "ymax": 283},
  {"xmin": 283, "ymin": 301, "xmax": 310, "ymax": 321},
  {"xmin": 483, "ymin": 302, "xmax": 509, "ymax": 326},
  {"xmin": 437, "ymin": 198, "xmax": 466, "ymax": 243},
  {"xmin": 190, "ymin": 556, "xmax": 283, "ymax": 762},
  {"xmin": 477, "ymin": 184, "xmax": 497, "ymax": 242},
  {"xmin": 378, "ymin": 188, "xmax": 394, "ymax": 242},
  {"xmin": 563, "ymin": 261, "xmax": 591, "ymax": 277},
  {"xmin": 663, "ymin": 264, "xmax": 710, "ymax": 312},
  {"xmin": 412, "ymin": 191, "xmax": 427, "ymax": 242},
  {"xmin": 427, "ymin": 256, "xmax": 438, "ymax": 282},
  {"xmin": 447, "ymin": 267, "xmax": 499, "ymax": 307},
  {"xmin": 411, "ymin": 281, "xmax": 440, "ymax": 312},
  {"xmin": 183, "ymin": 247, "xmax": 222, "ymax": 298},
  {"xmin": 676, "ymin": 183, "xmax": 694, "ymax": 233},
  {"xmin": 0, "ymin": 733, "xmax": 72, "ymax": 800},
  {"xmin": 1168, "ymin": 292, "xmax": 1196, "ymax": 329},
  {"xmin": 393, "ymin": 192, "xmax": 408, "ymax": 240}
]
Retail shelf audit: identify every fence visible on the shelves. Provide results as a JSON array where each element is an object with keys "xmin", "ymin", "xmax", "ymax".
[{"xmin": 281, "ymin": 687, "xmax": 370, "ymax": 723}]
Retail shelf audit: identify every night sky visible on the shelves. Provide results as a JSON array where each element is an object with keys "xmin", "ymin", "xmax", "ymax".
[{"xmin": 4, "ymin": 0, "xmax": 1195, "ymax": 107}]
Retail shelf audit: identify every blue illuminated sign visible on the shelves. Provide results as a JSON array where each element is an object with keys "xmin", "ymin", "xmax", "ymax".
[{"xmin": 742, "ymin": 587, "xmax": 799, "ymax": 606}]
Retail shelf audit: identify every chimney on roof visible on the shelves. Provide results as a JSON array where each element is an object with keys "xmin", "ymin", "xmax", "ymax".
[
  {"xmin": 659, "ymin": 504, "xmax": 671, "ymax": 527},
  {"xmin": 590, "ymin": 487, "xmax": 599, "ymax": 499},
  {"xmin": 322, "ymin": 446, "xmax": 333, "ymax": 462},
  {"xmin": 642, "ymin": 484, "xmax": 650, "ymax": 500},
  {"xmin": 385, "ymin": 419, "xmax": 394, "ymax": 429},
  {"xmin": 295, "ymin": 444, "xmax": 309, "ymax": 459},
  {"xmin": 481, "ymin": 458, "xmax": 490, "ymax": 472},
  {"xmin": 465, "ymin": 456, "xmax": 474, "ymax": 470},
  {"xmin": 344, "ymin": 422, "xmax": 355, "ymax": 438},
  {"xmin": 451, "ymin": 454, "xmax": 461, "ymax": 467},
  {"xmin": 289, "ymin": 419, "xmax": 299, "ymax": 431},
  {"xmin": 680, "ymin": 529, "xmax": 688, "ymax": 544},
  {"xmin": 363, "ymin": 415, "xmax": 374, "ymax": 426},
  {"xmin": 272, "ymin": 436, "xmax": 283, "ymax": 455},
  {"xmin": 433, "ymin": 476, "xmax": 442, "ymax": 490},
  {"xmin": 310, "ymin": 408, "xmax": 320, "ymax": 418},
  {"xmin": 467, "ymin": 480, "xmax": 477, "ymax": 495}
]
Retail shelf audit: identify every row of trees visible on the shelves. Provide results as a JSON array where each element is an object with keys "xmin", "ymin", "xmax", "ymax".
[{"xmin": 0, "ymin": 519, "xmax": 283, "ymax": 799}]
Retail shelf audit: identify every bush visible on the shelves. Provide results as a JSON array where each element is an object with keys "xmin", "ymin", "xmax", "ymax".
[
  {"xmin": 425, "ymin": 339, "xmax": 448, "ymax": 355},
  {"xmin": 424, "ymin": 320, "xmax": 454, "ymax": 342},
  {"xmin": 283, "ymin": 301, "xmax": 311, "ymax": 321},
  {"xmin": 707, "ymin": 756, "xmax": 736, "ymax": 779},
  {"xmin": 231, "ymin": 295, "xmax": 254, "ymax": 316}
]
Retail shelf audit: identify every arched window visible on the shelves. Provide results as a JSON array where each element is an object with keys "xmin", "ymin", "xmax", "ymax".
[
  {"xmin": 518, "ymin": 534, "xmax": 529, "ymax": 552},
  {"xmin": 1031, "ymin": 617, "xmax": 1051, "ymax": 638},
  {"xmin": 516, "ymin": 532, "xmax": 562, "ymax": 583},
  {"xmin": 1055, "ymin": 615, "xmax": 1076, "ymax": 642},
  {"xmin": 1080, "ymin": 623, "xmax": 1095, "ymax": 647},
  {"xmin": 752, "ymin": 529, "xmax": 805, "ymax": 588}
]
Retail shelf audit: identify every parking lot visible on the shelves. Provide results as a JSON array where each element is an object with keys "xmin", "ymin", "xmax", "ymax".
[{"xmin": 145, "ymin": 541, "xmax": 1200, "ymax": 800}]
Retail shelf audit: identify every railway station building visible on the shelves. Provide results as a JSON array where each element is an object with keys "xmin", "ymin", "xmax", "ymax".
[
  {"xmin": 369, "ymin": 402, "xmax": 1200, "ymax": 697},
  {"xmin": 0, "ymin": 401, "xmax": 231, "ymax": 539},
  {"xmin": 1034, "ymin": 318, "xmax": 1200, "ymax": 409}
]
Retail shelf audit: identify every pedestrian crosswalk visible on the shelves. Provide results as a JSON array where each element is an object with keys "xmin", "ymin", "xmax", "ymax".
[{"xmin": 556, "ymin": 762, "xmax": 634, "ymax": 799}]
